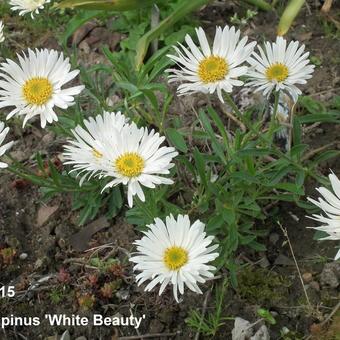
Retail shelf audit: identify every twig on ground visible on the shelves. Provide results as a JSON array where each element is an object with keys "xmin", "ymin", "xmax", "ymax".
[
  {"xmin": 288, "ymin": 102, "xmax": 297, "ymax": 151},
  {"xmin": 277, "ymin": 221, "xmax": 312, "ymax": 310},
  {"xmin": 319, "ymin": 300, "xmax": 340, "ymax": 327},
  {"xmin": 118, "ymin": 331, "xmax": 181, "ymax": 339},
  {"xmin": 301, "ymin": 142, "xmax": 339, "ymax": 162},
  {"xmin": 194, "ymin": 289, "xmax": 211, "ymax": 340},
  {"xmin": 310, "ymin": 86, "xmax": 340, "ymax": 97},
  {"xmin": 321, "ymin": 0, "xmax": 333, "ymax": 13},
  {"xmin": 304, "ymin": 122, "xmax": 321, "ymax": 133},
  {"xmin": 206, "ymin": 275, "xmax": 222, "ymax": 281},
  {"xmin": 218, "ymin": 102, "xmax": 246, "ymax": 132}
]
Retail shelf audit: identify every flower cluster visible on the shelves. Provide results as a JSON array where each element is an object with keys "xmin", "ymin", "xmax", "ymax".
[
  {"xmin": 167, "ymin": 26, "xmax": 314, "ymax": 103},
  {"xmin": 0, "ymin": 8, "xmax": 338, "ymax": 306},
  {"xmin": 63, "ymin": 111, "xmax": 178, "ymax": 207}
]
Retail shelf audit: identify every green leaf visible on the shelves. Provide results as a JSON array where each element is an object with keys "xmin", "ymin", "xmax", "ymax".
[
  {"xmin": 299, "ymin": 113, "xmax": 339, "ymax": 124},
  {"xmin": 313, "ymin": 230, "xmax": 328, "ymax": 240},
  {"xmin": 60, "ymin": 10, "xmax": 102, "ymax": 46},
  {"xmin": 295, "ymin": 170, "xmax": 305, "ymax": 187},
  {"xmin": 249, "ymin": 240, "xmax": 266, "ymax": 251},
  {"xmin": 299, "ymin": 96, "xmax": 326, "ymax": 114},
  {"xmin": 36, "ymin": 153, "xmax": 45, "ymax": 172},
  {"xmin": 277, "ymin": 0, "xmax": 304, "ymax": 36},
  {"xmin": 48, "ymin": 161, "xmax": 61, "ymax": 187},
  {"xmin": 242, "ymin": 0, "xmax": 271, "ymax": 11},
  {"xmin": 310, "ymin": 150, "xmax": 340, "ymax": 166},
  {"xmin": 292, "ymin": 116, "xmax": 302, "ymax": 145},
  {"xmin": 199, "ymin": 110, "xmax": 227, "ymax": 164},
  {"xmin": 207, "ymin": 107, "xmax": 229, "ymax": 147},
  {"xmin": 268, "ymin": 165, "xmax": 291, "ymax": 185},
  {"xmin": 56, "ymin": 0, "xmax": 158, "ymax": 10},
  {"xmin": 206, "ymin": 214, "xmax": 224, "ymax": 232},
  {"xmin": 226, "ymin": 223, "xmax": 238, "ymax": 252},
  {"xmin": 236, "ymin": 148, "xmax": 272, "ymax": 157},
  {"xmin": 167, "ymin": 128, "xmax": 188, "ymax": 153},
  {"xmin": 193, "ymin": 148, "xmax": 207, "ymax": 188},
  {"xmin": 290, "ymin": 144, "xmax": 308, "ymax": 158},
  {"xmin": 272, "ymin": 182, "xmax": 304, "ymax": 195},
  {"xmin": 135, "ymin": 0, "xmax": 209, "ymax": 68},
  {"xmin": 257, "ymin": 308, "xmax": 276, "ymax": 325}
]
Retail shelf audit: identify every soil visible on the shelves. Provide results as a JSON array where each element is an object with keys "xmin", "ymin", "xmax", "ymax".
[{"xmin": 0, "ymin": 1, "xmax": 340, "ymax": 340}]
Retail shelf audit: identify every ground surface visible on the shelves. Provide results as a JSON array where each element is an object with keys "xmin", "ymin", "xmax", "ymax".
[{"xmin": 0, "ymin": 1, "xmax": 340, "ymax": 340}]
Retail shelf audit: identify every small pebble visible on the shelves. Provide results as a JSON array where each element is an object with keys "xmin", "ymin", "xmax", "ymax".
[
  {"xmin": 309, "ymin": 281, "xmax": 320, "ymax": 291},
  {"xmin": 19, "ymin": 253, "xmax": 28, "ymax": 260},
  {"xmin": 259, "ymin": 256, "xmax": 270, "ymax": 268},
  {"xmin": 302, "ymin": 272, "xmax": 313, "ymax": 283},
  {"xmin": 269, "ymin": 233, "xmax": 279, "ymax": 245}
]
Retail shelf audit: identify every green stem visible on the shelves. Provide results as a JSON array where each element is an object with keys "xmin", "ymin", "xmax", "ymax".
[
  {"xmin": 6, "ymin": 157, "xmax": 98, "ymax": 193},
  {"xmin": 267, "ymin": 90, "xmax": 280, "ymax": 143},
  {"xmin": 272, "ymin": 90, "xmax": 280, "ymax": 118},
  {"xmin": 222, "ymin": 93, "xmax": 315, "ymax": 178},
  {"xmin": 224, "ymin": 93, "xmax": 243, "ymax": 118}
]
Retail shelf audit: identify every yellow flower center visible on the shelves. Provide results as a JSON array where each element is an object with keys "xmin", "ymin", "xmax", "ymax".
[
  {"xmin": 92, "ymin": 149, "xmax": 103, "ymax": 159},
  {"xmin": 265, "ymin": 63, "xmax": 289, "ymax": 82},
  {"xmin": 23, "ymin": 77, "xmax": 53, "ymax": 105},
  {"xmin": 115, "ymin": 152, "xmax": 144, "ymax": 178},
  {"xmin": 163, "ymin": 246, "xmax": 188, "ymax": 271},
  {"xmin": 198, "ymin": 56, "xmax": 228, "ymax": 83}
]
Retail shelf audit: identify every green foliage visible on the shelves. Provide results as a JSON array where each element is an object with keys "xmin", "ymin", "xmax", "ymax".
[
  {"xmin": 89, "ymin": 256, "xmax": 119, "ymax": 273},
  {"xmin": 49, "ymin": 288, "xmax": 66, "ymax": 305},
  {"xmin": 4, "ymin": 0, "xmax": 339, "ymax": 274},
  {"xmin": 56, "ymin": 0, "xmax": 159, "ymax": 11},
  {"xmin": 185, "ymin": 279, "xmax": 233, "ymax": 336},
  {"xmin": 257, "ymin": 308, "xmax": 276, "ymax": 325},
  {"xmin": 277, "ymin": 0, "xmax": 305, "ymax": 36},
  {"xmin": 230, "ymin": 9, "xmax": 258, "ymax": 27},
  {"xmin": 238, "ymin": 267, "xmax": 290, "ymax": 306}
]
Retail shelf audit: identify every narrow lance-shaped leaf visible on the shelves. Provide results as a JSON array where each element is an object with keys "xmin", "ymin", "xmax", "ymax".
[
  {"xmin": 277, "ymin": 0, "xmax": 305, "ymax": 36},
  {"xmin": 242, "ymin": 0, "xmax": 272, "ymax": 11},
  {"xmin": 135, "ymin": 0, "xmax": 210, "ymax": 69},
  {"xmin": 56, "ymin": 0, "xmax": 161, "ymax": 10}
]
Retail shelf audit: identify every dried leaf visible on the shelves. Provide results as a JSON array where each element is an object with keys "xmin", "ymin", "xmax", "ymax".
[
  {"xmin": 70, "ymin": 216, "xmax": 110, "ymax": 251},
  {"xmin": 36, "ymin": 205, "xmax": 59, "ymax": 227}
]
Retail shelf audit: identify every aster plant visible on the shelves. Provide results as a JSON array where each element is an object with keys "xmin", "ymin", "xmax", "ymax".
[
  {"xmin": 1, "ymin": 0, "xmax": 339, "ymax": 311},
  {"xmin": 63, "ymin": 112, "xmax": 178, "ymax": 207}
]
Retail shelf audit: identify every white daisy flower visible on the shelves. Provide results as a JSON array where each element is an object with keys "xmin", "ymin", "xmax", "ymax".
[
  {"xmin": 63, "ymin": 111, "xmax": 129, "ymax": 185},
  {"xmin": 307, "ymin": 172, "xmax": 340, "ymax": 260},
  {"xmin": 9, "ymin": 0, "xmax": 50, "ymax": 18},
  {"xmin": 0, "ymin": 21, "xmax": 5, "ymax": 43},
  {"xmin": 130, "ymin": 214, "xmax": 219, "ymax": 302},
  {"xmin": 167, "ymin": 25, "xmax": 256, "ymax": 102},
  {"xmin": 0, "ymin": 121, "xmax": 14, "ymax": 169},
  {"xmin": 0, "ymin": 48, "xmax": 85, "ymax": 128},
  {"xmin": 101, "ymin": 123, "xmax": 178, "ymax": 207},
  {"xmin": 247, "ymin": 36, "xmax": 315, "ymax": 102}
]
